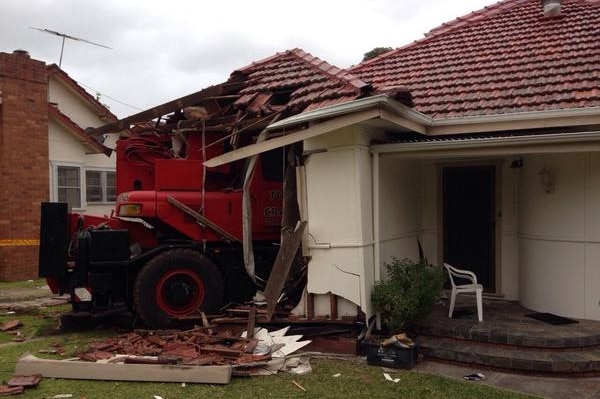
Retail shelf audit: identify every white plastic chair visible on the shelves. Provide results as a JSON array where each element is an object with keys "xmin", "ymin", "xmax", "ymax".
[{"xmin": 444, "ymin": 263, "xmax": 483, "ymax": 322}]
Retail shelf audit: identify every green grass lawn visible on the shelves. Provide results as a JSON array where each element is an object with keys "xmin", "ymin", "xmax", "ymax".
[
  {"xmin": 0, "ymin": 282, "xmax": 538, "ymax": 399},
  {"xmin": 0, "ymin": 278, "xmax": 47, "ymax": 290}
]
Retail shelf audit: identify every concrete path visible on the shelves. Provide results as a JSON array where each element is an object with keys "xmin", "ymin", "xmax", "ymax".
[
  {"xmin": 0, "ymin": 283, "xmax": 68, "ymax": 311},
  {"xmin": 414, "ymin": 359, "xmax": 600, "ymax": 399}
]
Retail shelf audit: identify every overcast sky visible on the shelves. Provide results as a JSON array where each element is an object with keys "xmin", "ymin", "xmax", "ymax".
[{"xmin": 1, "ymin": 0, "xmax": 494, "ymax": 118}]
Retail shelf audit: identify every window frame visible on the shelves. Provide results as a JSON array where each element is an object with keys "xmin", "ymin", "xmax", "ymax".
[
  {"xmin": 52, "ymin": 162, "xmax": 85, "ymax": 211},
  {"xmin": 85, "ymin": 168, "xmax": 116, "ymax": 204},
  {"xmin": 51, "ymin": 163, "xmax": 116, "ymax": 210}
]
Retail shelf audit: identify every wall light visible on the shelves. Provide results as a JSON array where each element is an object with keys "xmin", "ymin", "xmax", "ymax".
[
  {"xmin": 510, "ymin": 158, "xmax": 523, "ymax": 168},
  {"xmin": 539, "ymin": 167, "xmax": 555, "ymax": 194}
]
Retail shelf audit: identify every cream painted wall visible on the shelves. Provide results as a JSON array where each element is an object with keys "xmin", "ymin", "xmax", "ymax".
[
  {"xmin": 420, "ymin": 162, "xmax": 439, "ymax": 263},
  {"xmin": 301, "ymin": 122, "xmax": 600, "ymax": 320},
  {"xmin": 378, "ymin": 157, "xmax": 421, "ymax": 272},
  {"xmin": 369, "ymin": 154, "xmax": 521, "ymax": 311},
  {"xmin": 304, "ymin": 125, "xmax": 376, "ymax": 316},
  {"xmin": 500, "ymin": 161, "xmax": 519, "ymax": 300},
  {"xmin": 519, "ymin": 152, "xmax": 600, "ymax": 319}
]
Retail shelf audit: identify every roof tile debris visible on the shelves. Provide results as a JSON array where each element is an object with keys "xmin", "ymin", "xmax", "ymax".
[
  {"xmin": 350, "ymin": 0, "xmax": 600, "ymax": 118},
  {"xmin": 76, "ymin": 325, "xmax": 309, "ymax": 369}
]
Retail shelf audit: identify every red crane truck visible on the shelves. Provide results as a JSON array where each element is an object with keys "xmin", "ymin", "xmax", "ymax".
[{"xmin": 39, "ymin": 126, "xmax": 285, "ymax": 328}]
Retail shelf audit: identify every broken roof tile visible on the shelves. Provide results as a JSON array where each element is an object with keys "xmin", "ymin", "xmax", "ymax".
[{"xmin": 232, "ymin": 49, "xmax": 371, "ymax": 116}]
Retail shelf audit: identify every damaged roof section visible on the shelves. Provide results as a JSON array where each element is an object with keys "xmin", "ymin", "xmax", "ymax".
[
  {"xmin": 89, "ymin": 49, "xmax": 374, "ymax": 137},
  {"xmin": 232, "ymin": 48, "xmax": 371, "ymax": 115}
]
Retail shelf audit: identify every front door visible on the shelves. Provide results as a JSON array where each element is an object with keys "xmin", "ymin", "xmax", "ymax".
[{"xmin": 442, "ymin": 165, "xmax": 496, "ymax": 291}]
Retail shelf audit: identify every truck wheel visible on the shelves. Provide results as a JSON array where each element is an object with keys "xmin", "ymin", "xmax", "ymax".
[{"xmin": 133, "ymin": 249, "xmax": 223, "ymax": 328}]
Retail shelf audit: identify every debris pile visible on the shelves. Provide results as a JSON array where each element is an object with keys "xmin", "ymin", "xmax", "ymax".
[
  {"xmin": 14, "ymin": 326, "xmax": 311, "ymax": 384},
  {"xmin": 77, "ymin": 327, "xmax": 273, "ymax": 366}
]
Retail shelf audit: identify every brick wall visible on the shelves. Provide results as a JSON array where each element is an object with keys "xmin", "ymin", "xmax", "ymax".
[{"xmin": 0, "ymin": 50, "xmax": 49, "ymax": 280}]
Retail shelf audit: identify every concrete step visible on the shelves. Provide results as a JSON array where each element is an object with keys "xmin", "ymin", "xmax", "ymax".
[{"xmin": 418, "ymin": 336, "xmax": 600, "ymax": 374}]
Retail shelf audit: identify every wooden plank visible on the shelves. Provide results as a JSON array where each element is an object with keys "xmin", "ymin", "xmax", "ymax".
[
  {"xmin": 15, "ymin": 354, "xmax": 232, "ymax": 384},
  {"xmin": 88, "ymin": 81, "xmax": 244, "ymax": 135},
  {"xmin": 246, "ymin": 307, "xmax": 256, "ymax": 339},
  {"xmin": 330, "ymin": 293, "xmax": 338, "ymax": 320},
  {"xmin": 264, "ymin": 221, "xmax": 307, "ymax": 320},
  {"xmin": 306, "ymin": 293, "xmax": 315, "ymax": 320},
  {"xmin": 201, "ymin": 346, "xmax": 242, "ymax": 358},
  {"xmin": 167, "ymin": 196, "xmax": 240, "ymax": 242}
]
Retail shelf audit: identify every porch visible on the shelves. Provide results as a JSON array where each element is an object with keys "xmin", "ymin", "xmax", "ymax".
[{"xmin": 410, "ymin": 297, "xmax": 600, "ymax": 375}]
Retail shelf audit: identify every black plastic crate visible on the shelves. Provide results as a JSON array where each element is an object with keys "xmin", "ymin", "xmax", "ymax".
[{"xmin": 362, "ymin": 340, "xmax": 418, "ymax": 369}]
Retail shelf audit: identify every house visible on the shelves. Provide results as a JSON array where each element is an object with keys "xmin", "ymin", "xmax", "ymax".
[
  {"xmin": 206, "ymin": 0, "xmax": 600, "ymax": 321},
  {"xmin": 0, "ymin": 50, "xmax": 117, "ymax": 280}
]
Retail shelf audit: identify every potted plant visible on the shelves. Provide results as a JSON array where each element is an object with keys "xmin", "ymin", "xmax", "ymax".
[{"xmin": 365, "ymin": 257, "xmax": 444, "ymax": 368}]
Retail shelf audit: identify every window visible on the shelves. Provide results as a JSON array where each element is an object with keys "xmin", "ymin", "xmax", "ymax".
[
  {"xmin": 86, "ymin": 170, "xmax": 116, "ymax": 203},
  {"xmin": 53, "ymin": 164, "xmax": 116, "ymax": 209},
  {"xmin": 57, "ymin": 166, "xmax": 82, "ymax": 209}
]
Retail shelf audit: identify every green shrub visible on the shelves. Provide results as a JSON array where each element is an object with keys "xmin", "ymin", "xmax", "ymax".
[{"xmin": 371, "ymin": 258, "xmax": 444, "ymax": 332}]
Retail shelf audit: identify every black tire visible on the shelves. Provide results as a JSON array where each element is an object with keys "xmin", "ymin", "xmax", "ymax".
[{"xmin": 133, "ymin": 249, "xmax": 223, "ymax": 328}]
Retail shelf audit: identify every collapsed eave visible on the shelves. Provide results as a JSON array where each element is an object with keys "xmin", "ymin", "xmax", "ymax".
[{"xmin": 204, "ymin": 94, "xmax": 600, "ymax": 167}]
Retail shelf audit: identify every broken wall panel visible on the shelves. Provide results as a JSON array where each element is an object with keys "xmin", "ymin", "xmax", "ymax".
[{"xmin": 303, "ymin": 126, "xmax": 376, "ymax": 317}]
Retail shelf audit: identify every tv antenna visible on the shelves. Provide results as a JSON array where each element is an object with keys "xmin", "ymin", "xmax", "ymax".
[{"xmin": 29, "ymin": 27, "xmax": 112, "ymax": 68}]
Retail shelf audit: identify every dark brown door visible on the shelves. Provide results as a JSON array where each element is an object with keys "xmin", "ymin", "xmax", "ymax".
[{"xmin": 443, "ymin": 165, "xmax": 496, "ymax": 291}]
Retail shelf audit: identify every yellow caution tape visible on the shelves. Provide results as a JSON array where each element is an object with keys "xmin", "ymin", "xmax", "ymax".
[{"xmin": 0, "ymin": 239, "xmax": 40, "ymax": 247}]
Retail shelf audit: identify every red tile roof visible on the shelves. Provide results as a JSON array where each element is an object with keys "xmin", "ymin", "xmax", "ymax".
[
  {"xmin": 232, "ymin": 48, "xmax": 371, "ymax": 115},
  {"xmin": 350, "ymin": 0, "xmax": 600, "ymax": 118}
]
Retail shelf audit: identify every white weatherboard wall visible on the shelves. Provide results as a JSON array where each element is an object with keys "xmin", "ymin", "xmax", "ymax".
[
  {"xmin": 519, "ymin": 152, "xmax": 600, "ymax": 320},
  {"xmin": 48, "ymin": 121, "xmax": 118, "ymax": 216},
  {"xmin": 48, "ymin": 76, "xmax": 117, "ymax": 217},
  {"xmin": 304, "ymin": 125, "xmax": 375, "ymax": 317},
  {"xmin": 48, "ymin": 78, "xmax": 104, "ymax": 130}
]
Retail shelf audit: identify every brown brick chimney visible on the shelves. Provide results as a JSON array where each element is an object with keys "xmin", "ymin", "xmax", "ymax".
[{"xmin": 0, "ymin": 50, "xmax": 49, "ymax": 280}]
